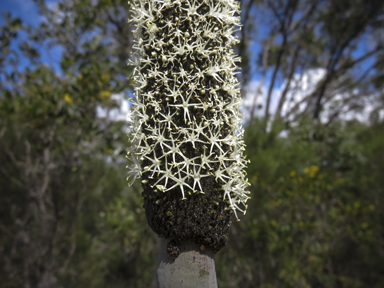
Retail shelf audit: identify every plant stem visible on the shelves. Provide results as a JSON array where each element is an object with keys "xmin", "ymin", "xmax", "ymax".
[{"xmin": 156, "ymin": 238, "xmax": 218, "ymax": 288}]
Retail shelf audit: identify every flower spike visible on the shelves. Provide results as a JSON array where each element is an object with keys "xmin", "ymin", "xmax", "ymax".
[{"xmin": 127, "ymin": 0, "xmax": 250, "ymax": 256}]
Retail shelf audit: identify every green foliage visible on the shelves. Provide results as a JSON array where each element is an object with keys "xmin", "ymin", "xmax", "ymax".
[
  {"xmin": 0, "ymin": 1, "xmax": 139, "ymax": 287},
  {"xmin": 214, "ymin": 119, "xmax": 384, "ymax": 287},
  {"xmin": 61, "ymin": 181, "xmax": 158, "ymax": 288}
]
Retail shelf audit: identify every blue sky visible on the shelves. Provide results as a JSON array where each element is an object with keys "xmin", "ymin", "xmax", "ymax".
[
  {"xmin": 1, "ymin": 0, "xmax": 41, "ymax": 26},
  {"xmin": 1, "ymin": 0, "xmax": 63, "ymax": 74},
  {"xmin": 1, "ymin": 0, "xmax": 380, "ymax": 124}
]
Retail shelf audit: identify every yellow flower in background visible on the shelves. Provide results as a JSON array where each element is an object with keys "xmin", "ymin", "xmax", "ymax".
[
  {"xmin": 309, "ymin": 166, "xmax": 319, "ymax": 178},
  {"xmin": 107, "ymin": 149, "xmax": 114, "ymax": 154},
  {"xmin": 272, "ymin": 200, "xmax": 281, "ymax": 207},
  {"xmin": 279, "ymin": 269, "xmax": 287, "ymax": 277},
  {"xmin": 369, "ymin": 204, "xmax": 375, "ymax": 211},
  {"xmin": 101, "ymin": 74, "xmax": 110, "ymax": 82},
  {"xmin": 304, "ymin": 165, "xmax": 319, "ymax": 178},
  {"xmin": 336, "ymin": 178, "xmax": 344, "ymax": 184},
  {"xmin": 290, "ymin": 170, "xmax": 296, "ymax": 177},
  {"xmin": 64, "ymin": 93, "xmax": 73, "ymax": 104},
  {"xmin": 100, "ymin": 91, "xmax": 111, "ymax": 98},
  {"xmin": 77, "ymin": 74, "xmax": 83, "ymax": 80}
]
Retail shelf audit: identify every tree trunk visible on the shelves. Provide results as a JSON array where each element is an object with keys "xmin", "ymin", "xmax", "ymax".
[{"xmin": 156, "ymin": 238, "xmax": 218, "ymax": 288}]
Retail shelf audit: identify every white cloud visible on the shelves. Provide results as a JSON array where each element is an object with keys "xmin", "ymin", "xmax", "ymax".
[
  {"xmin": 96, "ymin": 93, "xmax": 130, "ymax": 122},
  {"xmin": 240, "ymin": 80, "xmax": 267, "ymax": 121},
  {"xmin": 44, "ymin": 1, "xmax": 65, "ymax": 24},
  {"xmin": 242, "ymin": 68, "xmax": 383, "ymax": 125}
]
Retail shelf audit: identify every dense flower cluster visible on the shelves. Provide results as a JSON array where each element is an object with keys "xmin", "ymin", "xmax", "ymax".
[{"xmin": 127, "ymin": 0, "xmax": 250, "ymax": 219}]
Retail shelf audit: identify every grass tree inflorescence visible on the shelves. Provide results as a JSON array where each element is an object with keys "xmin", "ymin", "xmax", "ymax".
[{"xmin": 127, "ymin": 0, "xmax": 250, "ymax": 258}]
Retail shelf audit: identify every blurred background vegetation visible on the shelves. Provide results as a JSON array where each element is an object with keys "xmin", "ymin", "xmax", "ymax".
[{"xmin": 0, "ymin": 0, "xmax": 383, "ymax": 287}]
